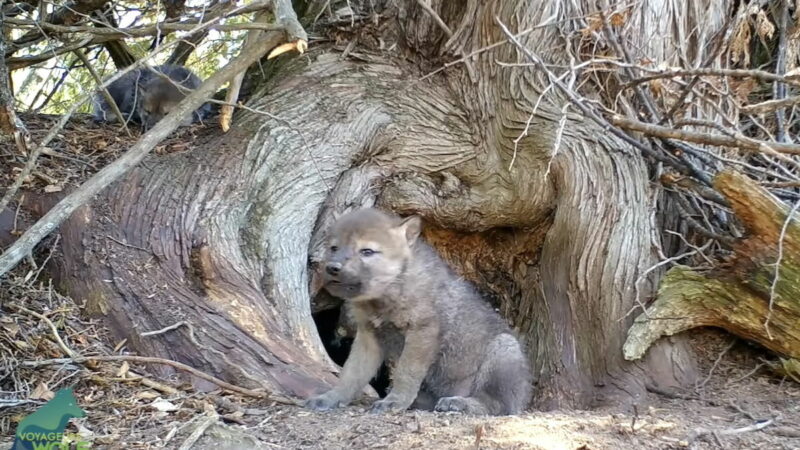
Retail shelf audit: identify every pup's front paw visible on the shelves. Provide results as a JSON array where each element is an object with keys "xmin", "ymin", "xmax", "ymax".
[
  {"xmin": 369, "ymin": 394, "xmax": 412, "ymax": 414},
  {"xmin": 304, "ymin": 391, "xmax": 343, "ymax": 411},
  {"xmin": 434, "ymin": 396, "xmax": 488, "ymax": 415}
]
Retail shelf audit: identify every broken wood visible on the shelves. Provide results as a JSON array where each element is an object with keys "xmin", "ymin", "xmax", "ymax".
[{"xmin": 625, "ymin": 170, "xmax": 800, "ymax": 379}]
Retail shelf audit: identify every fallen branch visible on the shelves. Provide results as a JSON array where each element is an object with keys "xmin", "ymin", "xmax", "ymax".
[{"xmin": 610, "ymin": 115, "xmax": 800, "ymax": 156}]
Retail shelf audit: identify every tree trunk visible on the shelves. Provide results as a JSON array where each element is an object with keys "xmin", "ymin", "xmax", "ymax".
[{"xmin": 48, "ymin": 0, "xmax": 708, "ymax": 408}]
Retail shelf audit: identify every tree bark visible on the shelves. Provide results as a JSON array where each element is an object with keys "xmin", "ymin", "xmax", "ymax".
[{"xmin": 47, "ymin": 0, "xmax": 710, "ymax": 408}]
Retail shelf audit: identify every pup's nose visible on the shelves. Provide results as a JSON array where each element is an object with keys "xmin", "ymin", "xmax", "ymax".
[{"xmin": 326, "ymin": 262, "xmax": 342, "ymax": 276}]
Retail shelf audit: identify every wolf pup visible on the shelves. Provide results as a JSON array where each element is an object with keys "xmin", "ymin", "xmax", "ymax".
[
  {"xmin": 92, "ymin": 64, "xmax": 211, "ymax": 130},
  {"xmin": 306, "ymin": 208, "xmax": 532, "ymax": 415}
]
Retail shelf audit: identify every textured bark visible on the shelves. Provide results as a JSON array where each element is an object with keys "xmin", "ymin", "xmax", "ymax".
[
  {"xmin": 625, "ymin": 171, "xmax": 800, "ymax": 370},
  {"xmin": 46, "ymin": 0, "xmax": 716, "ymax": 408}
]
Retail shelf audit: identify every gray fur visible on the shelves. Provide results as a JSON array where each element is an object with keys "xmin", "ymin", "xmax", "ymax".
[
  {"xmin": 92, "ymin": 64, "xmax": 211, "ymax": 130},
  {"xmin": 305, "ymin": 208, "xmax": 532, "ymax": 416}
]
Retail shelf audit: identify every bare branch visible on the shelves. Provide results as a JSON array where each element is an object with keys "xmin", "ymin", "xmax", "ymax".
[{"xmin": 609, "ymin": 115, "xmax": 800, "ymax": 156}]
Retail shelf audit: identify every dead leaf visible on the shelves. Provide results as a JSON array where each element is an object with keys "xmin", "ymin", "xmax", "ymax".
[
  {"xmin": 113, "ymin": 338, "xmax": 128, "ymax": 353},
  {"xmin": 31, "ymin": 382, "xmax": 55, "ymax": 401},
  {"xmin": 649, "ymin": 79, "xmax": 664, "ymax": 98},
  {"xmin": 581, "ymin": 16, "xmax": 603, "ymax": 36},
  {"xmin": 609, "ymin": 10, "xmax": 628, "ymax": 27},
  {"xmin": 2, "ymin": 321, "xmax": 20, "ymax": 337},
  {"xmin": 135, "ymin": 391, "xmax": 159, "ymax": 400},
  {"xmin": 755, "ymin": 9, "xmax": 775, "ymax": 40},
  {"xmin": 116, "ymin": 361, "xmax": 130, "ymax": 378},
  {"xmin": 150, "ymin": 398, "xmax": 178, "ymax": 412},
  {"xmin": 474, "ymin": 423, "xmax": 486, "ymax": 448},
  {"xmin": 731, "ymin": 78, "xmax": 758, "ymax": 104}
]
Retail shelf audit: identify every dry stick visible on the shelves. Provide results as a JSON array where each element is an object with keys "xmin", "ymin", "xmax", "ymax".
[
  {"xmin": 0, "ymin": 37, "xmax": 278, "ymax": 277},
  {"xmin": 741, "ymin": 95, "xmax": 800, "ymax": 115},
  {"xmin": 493, "ymin": 18, "xmax": 686, "ymax": 173},
  {"xmin": 415, "ymin": 0, "xmax": 452, "ymax": 37},
  {"xmin": 220, "ymin": 10, "xmax": 269, "ymax": 132},
  {"xmin": 688, "ymin": 417, "xmax": 779, "ymax": 444},
  {"xmin": 624, "ymin": 67, "xmax": 800, "ymax": 89},
  {"xmin": 4, "ymin": 2, "xmax": 277, "ymax": 40},
  {"xmin": 6, "ymin": 19, "xmax": 284, "ymax": 36},
  {"xmin": 609, "ymin": 115, "xmax": 800, "ymax": 156},
  {"xmin": 8, "ymin": 304, "xmax": 76, "ymax": 357},
  {"xmin": 765, "ymin": 199, "xmax": 800, "ymax": 338},
  {"xmin": 72, "ymin": 49, "xmax": 131, "ymax": 136},
  {"xmin": 20, "ymin": 355, "xmax": 272, "ymax": 399},
  {"xmin": 696, "ymin": 339, "xmax": 735, "ymax": 391},
  {"xmin": 774, "ymin": 0, "xmax": 790, "ymax": 143},
  {"xmin": 5, "ymin": 2, "xmax": 278, "ymax": 70}
]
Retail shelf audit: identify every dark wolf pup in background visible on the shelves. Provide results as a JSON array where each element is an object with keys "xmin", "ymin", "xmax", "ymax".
[
  {"xmin": 306, "ymin": 208, "xmax": 532, "ymax": 416},
  {"xmin": 92, "ymin": 64, "xmax": 212, "ymax": 130}
]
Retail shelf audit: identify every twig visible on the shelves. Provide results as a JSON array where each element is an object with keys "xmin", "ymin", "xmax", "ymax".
[
  {"xmin": 140, "ymin": 321, "xmax": 191, "ymax": 337},
  {"xmin": 609, "ymin": 115, "xmax": 800, "ymax": 156},
  {"xmin": 21, "ymin": 355, "xmax": 276, "ymax": 400},
  {"xmin": 765, "ymin": 199, "xmax": 800, "ymax": 338},
  {"xmin": 5, "ymin": 19, "xmax": 283, "ymax": 37},
  {"xmin": 0, "ymin": 143, "xmax": 43, "ymax": 217},
  {"xmin": 624, "ymin": 68, "xmax": 800, "ymax": 89},
  {"xmin": 688, "ymin": 417, "xmax": 778, "ymax": 444},
  {"xmin": 415, "ymin": 0, "xmax": 452, "ymax": 37},
  {"xmin": 773, "ymin": 0, "xmax": 789, "ymax": 142},
  {"xmin": 104, "ymin": 235, "xmax": 150, "ymax": 252},
  {"xmin": 8, "ymin": 304, "xmax": 76, "ymax": 358},
  {"xmin": 0, "ymin": 31, "xmax": 282, "ymax": 277},
  {"xmin": 741, "ymin": 95, "xmax": 800, "ymax": 115},
  {"xmin": 72, "ymin": 49, "xmax": 131, "ymax": 136},
  {"xmin": 178, "ymin": 414, "xmax": 219, "ymax": 450},
  {"xmin": 696, "ymin": 339, "xmax": 735, "ymax": 390}
]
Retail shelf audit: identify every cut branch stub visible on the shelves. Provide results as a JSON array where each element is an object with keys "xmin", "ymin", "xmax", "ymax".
[{"xmin": 624, "ymin": 170, "xmax": 800, "ymax": 362}]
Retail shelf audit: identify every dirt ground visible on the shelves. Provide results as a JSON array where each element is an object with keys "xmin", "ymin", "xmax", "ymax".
[
  {"xmin": 1, "ymin": 309, "xmax": 799, "ymax": 450},
  {"xmin": 2, "ymin": 117, "xmax": 800, "ymax": 450}
]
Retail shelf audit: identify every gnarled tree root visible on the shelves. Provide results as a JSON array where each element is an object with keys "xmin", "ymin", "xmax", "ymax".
[{"xmin": 624, "ymin": 170, "xmax": 800, "ymax": 379}]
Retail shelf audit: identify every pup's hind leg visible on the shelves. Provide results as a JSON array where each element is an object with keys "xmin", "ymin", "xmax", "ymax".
[{"xmin": 434, "ymin": 333, "xmax": 531, "ymax": 416}]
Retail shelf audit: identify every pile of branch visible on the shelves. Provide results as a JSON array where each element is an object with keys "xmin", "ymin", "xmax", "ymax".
[{"xmin": 498, "ymin": 2, "xmax": 800, "ymax": 379}]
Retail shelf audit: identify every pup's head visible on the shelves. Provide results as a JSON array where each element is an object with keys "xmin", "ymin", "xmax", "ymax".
[
  {"xmin": 322, "ymin": 208, "xmax": 422, "ymax": 301},
  {"xmin": 138, "ymin": 78, "xmax": 193, "ymax": 129}
]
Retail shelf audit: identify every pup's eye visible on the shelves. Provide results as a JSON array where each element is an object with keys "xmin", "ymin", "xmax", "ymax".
[
  {"xmin": 330, "ymin": 246, "xmax": 339, "ymax": 252},
  {"xmin": 359, "ymin": 248, "xmax": 377, "ymax": 257}
]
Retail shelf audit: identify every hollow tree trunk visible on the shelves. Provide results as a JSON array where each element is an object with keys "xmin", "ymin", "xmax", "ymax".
[{"xmin": 50, "ymin": 0, "xmax": 709, "ymax": 408}]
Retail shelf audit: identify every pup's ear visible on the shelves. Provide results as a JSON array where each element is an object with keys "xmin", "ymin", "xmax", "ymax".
[{"xmin": 397, "ymin": 215, "xmax": 422, "ymax": 245}]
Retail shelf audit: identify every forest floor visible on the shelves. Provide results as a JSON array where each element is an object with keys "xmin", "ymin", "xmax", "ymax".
[
  {"xmin": 2, "ymin": 117, "xmax": 800, "ymax": 449},
  {"xmin": 1, "ymin": 266, "xmax": 799, "ymax": 450}
]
